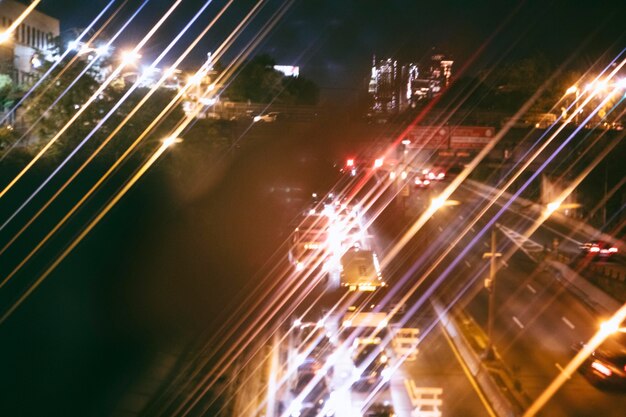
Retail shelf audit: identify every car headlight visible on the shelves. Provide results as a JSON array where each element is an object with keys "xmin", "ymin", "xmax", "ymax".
[{"xmin": 381, "ymin": 367, "xmax": 392, "ymax": 381}]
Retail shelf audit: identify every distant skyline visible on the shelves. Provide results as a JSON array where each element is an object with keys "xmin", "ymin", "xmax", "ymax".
[{"xmin": 36, "ymin": 0, "xmax": 626, "ymax": 101}]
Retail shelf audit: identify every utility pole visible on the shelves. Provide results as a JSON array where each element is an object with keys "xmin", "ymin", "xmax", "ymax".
[{"xmin": 483, "ymin": 226, "xmax": 502, "ymax": 360}]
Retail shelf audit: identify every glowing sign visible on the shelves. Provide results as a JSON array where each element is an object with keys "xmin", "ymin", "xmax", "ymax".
[{"xmin": 274, "ymin": 65, "xmax": 299, "ymax": 77}]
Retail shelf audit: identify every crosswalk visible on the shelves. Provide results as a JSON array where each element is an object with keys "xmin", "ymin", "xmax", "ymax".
[{"xmin": 497, "ymin": 224, "xmax": 545, "ymax": 261}]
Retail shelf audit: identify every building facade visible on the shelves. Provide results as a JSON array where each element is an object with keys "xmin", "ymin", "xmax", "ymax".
[
  {"xmin": 0, "ymin": 0, "xmax": 59, "ymax": 85},
  {"xmin": 368, "ymin": 53, "xmax": 453, "ymax": 119}
]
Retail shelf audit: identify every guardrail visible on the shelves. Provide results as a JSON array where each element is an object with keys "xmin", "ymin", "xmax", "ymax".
[{"xmin": 548, "ymin": 252, "xmax": 626, "ymax": 303}]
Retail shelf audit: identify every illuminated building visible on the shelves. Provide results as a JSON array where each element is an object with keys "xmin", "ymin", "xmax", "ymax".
[
  {"xmin": 368, "ymin": 53, "xmax": 453, "ymax": 118},
  {"xmin": 0, "ymin": 0, "xmax": 59, "ymax": 84}
]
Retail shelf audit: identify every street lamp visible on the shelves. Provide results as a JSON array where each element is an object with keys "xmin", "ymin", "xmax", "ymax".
[
  {"xmin": 162, "ymin": 136, "xmax": 183, "ymax": 147},
  {"xmin": 430, "ymin": 196, "xmax": 460, "ymax": 211},
  {"xmin": 120, "ymin": 50, "xmax": 141, "ymax": 66},
  {"xmin": 564, "ymin": 85, "xmax": 580, "ymax": 124},
  {"xmin": 0, "ymin": 31, "xmax": 12, "ymax": 44}
]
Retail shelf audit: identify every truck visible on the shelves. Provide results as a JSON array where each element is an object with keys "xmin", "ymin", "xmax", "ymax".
[{"xmin": 339, "ymin": 247, "xmax": 385, "ymax": 291}]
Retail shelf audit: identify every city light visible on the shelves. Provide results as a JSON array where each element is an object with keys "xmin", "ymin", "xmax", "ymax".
[
  {"xmin": 545, "ymin": 201, "xmax": 561, "ymax": 215},
  {"xmin": 120, "ymin": 50, "xmax": 141, "ymax": 66},
  {"xmin": 95, "ymin": 45, "xmax": 110, "ymax": 56},
  {"xmin": 373, "ymin": 158, "xmax": 384, "ymax": 168},
  {"xmin": 162, "ymin": 136, "xmax": 182, "ymax": 147},
  {"xmin": 431, "ymin": 196, "xmax": 446, "ymax": 211},
  {"xmin": 0, "ymin": 31, "xmax": 11, "ymax": 44}
]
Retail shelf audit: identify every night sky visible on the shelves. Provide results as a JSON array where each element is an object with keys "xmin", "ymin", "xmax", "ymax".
[{"xmin": 36, "ymin": 0, "xmax": 626, "ymax": 101}]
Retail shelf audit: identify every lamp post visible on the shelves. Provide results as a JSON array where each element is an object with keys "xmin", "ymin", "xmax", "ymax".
[{"xmin": 483, "ymin": 227, "xmax": 502, "ymax": 360}]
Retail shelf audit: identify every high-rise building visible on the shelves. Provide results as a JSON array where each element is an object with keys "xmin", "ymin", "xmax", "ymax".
[
  {"xmin": 0, "ymin": 0, "xmax": 59, "ymax": 85},
  {"xmin": 368, "ymin": 56, "xmax": 402, "ymax": 116},
  {"xmin": 368, "ymin": 53, "xmax": 453, "ymax": 118}
]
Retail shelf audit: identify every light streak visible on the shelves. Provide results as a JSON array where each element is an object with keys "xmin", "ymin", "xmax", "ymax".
[
  {"xmin": 0, "ymin": 2, "xmax": 217, "ymax": 288},
  {"xmin": 523, "ymin": 303, "xmax": 626, "ymax": 417},
  {"xmin": 0, "ymin": 0, "xmax": 122, "ymax": 155},
  {"xmin": 0, "ymin": 0, "xmax": 180, "ymax": 236},
  {"xmin": 0, "ymin": 0, "xmax": 216, "ymax": 257},
  {"xmin": 0, "ymin": 1, "xmax": 41, "ymax": 43},
  {"xmin": 0, "ymin": 1, "xmax": 304, "ymax": 416},
  {"xmin": 0, "ymin": 0, "xmax": 181, "ymax": 201}
]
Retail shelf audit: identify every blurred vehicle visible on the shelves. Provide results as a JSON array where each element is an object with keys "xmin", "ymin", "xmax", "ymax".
[
  {"xmin": 580, "ymin": 240, "xmax": 618, "ymax": 260},
  {"xmin": 391, "ymin": 328, "xmax": 420, "ymax": 361},
  {"xmin": 421, "ymin": 167, "xmax": 445, "ymax": 182},
  {"xmin": 414, "ymin": 176, "xmax": 431, "ymax": 189},
  {"xmin": 294, "ymin": 321, "xmax": 334, "ymax": 364},
  {"xmin": 288, "ymin": 372, "xmax": 334, "ymax": 417},
  {"xmin": 363, "ymin": 402, "xmax": 396, "ymax": 417},
  {"xmin": 351, "ymin": 339, "xmax": 391, "ymax": 391},
  {"xmin": 253, "ymin": 111, "xmax": 279, "ymax": 122},
  {"xmin": 575, "ymin": 333, "xmax": 626, "ymax": 390},
  {"xmin": 289, "ymin": 211, "xmax": 331, "ymax": 272},
  {"xmin": 340, "ymin": 247, "xmax": 385, "ymax": 291}
]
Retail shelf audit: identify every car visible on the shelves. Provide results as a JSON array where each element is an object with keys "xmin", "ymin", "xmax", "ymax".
[
  {"xmin": 294, "ymin": 322, "xmax": 335, "ymax": 363},
  {"xmin": 351, "ymin": 341, "xmax": 391, "ymax": 391},
  {"xmin": 363, "ymin": 402, "xmax": 396, "ymax": 417},
  {"xmin": 413, "ymin": 175, "xmax": 431, "ymax": 188},
  {"xmin": 288, "ymin": 372, "xmax": 334, "ymax": 417},
  {"xmin": 424, "ymin": 167, "xmax": 446, "ymax": 181},
  {"xmin": 253, "ymin": 111, "xmax": 279, "ymax": 122},
  {"xmin": 575, "ymin": 333, "xmax": 626, "ymax": 390},
  {"xmin": 580, "ymin": 240, "xmax": 618, "ymax": 260}
]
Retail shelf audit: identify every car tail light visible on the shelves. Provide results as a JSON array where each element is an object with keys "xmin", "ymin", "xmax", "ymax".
[
  {"xmin": 591, "ymin": 360, "xmax": 612, "ymax": 376},
  {"xmin": 609, "ymin": 247, "xmax": 618, "ymax": 253},
  {"xmin": 346, "ymin": 158, "xmax": 355, "ymax": 167},
  {"xmin": 590, "ymin": 247, "xmax": 600, "ymax": 253}
]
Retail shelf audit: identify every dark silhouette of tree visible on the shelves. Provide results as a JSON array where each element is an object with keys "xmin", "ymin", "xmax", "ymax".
[{"xmin": 223, "ymin": 54, "xmax": 319, "ymax": 105}]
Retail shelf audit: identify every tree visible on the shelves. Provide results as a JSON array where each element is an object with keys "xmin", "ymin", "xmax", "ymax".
[
  {"xmin": 223, "ymin": 54, "xmax": 319, "ymax": 105},
  {"xmin": 280, "ymin": 76, "xmax": 319, "ymax": 105},
  {"xmin": 19, "ymin": 53, "xmax": 184, "ymax": 159},
  {"xmin": 0, "ymin": 73, "xmax": 27, "ymax": 111},
  {"xmin": 223, "ymin": 54, "xmax": 283, "ymax": 103}
]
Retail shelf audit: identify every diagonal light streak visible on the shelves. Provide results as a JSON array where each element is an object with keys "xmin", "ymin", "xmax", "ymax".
[
  {"xmin": 523, "ymin": 303, "xmax": 626, "ymax": 417},
  {"xmin": 316, "ymin": 57, "xmax": 626, "ymax": 377},
  {"xmin": 105, "ymin": 7, "xmax": 620, "ymax": 416},
  {"xmin": 390, "ymin": 71, "xmax": 625, "ymax": 330},
  {"xmin": 0, "ymin": 1, "xmax": 41, "ymax": 42},
  {"xmin": 0, "ymin": 137, "xmax": 173, "ymax": 326},
  {"xmin": 0, "ymin": 2, "xmax": 220, "ymax": 286},
  {"xmin": 0, "ymin": 3, "xmax": 303, "ymax": 414},
  {"xmin": 0, "ymin": 0, "xmax": 182, "ymax": 201},
  {"xmin": 0, "ymin": 0, "xmax": 158, "ymax": 234},
  {"xmin": 0, "ymin": 0, "xmax": 119, "ymax": 130},
  {"xmin": 0, "ymin": 0, "xmax": 140, "ymax": 160},
  {"xmin": 0, "ymin": 0, "xmax": 214, "ymax": 241}
]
